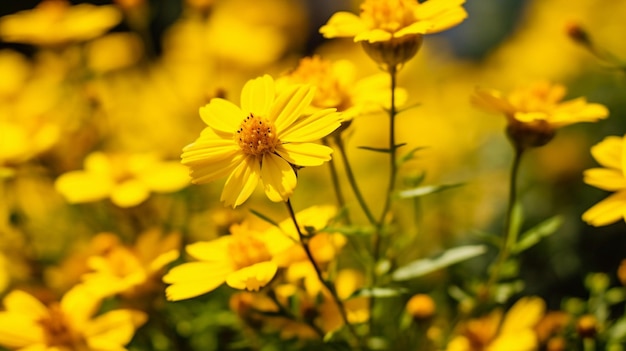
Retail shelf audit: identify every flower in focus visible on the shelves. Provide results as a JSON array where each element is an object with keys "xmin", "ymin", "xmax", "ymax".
[
  {"xmin": 82, "ymin": 229, "xmax": 181, "ymax": 300},
  {"xmin": 181, "ymin": 74, "xmax": 342, "ymax": 207},
  {"xmin": 0, "ymin": 0, "xmax": 122, "ymax": 47},
  {"xmin": 0, "ymin": 285, "xmax": 146, "ymax": 350},
  {"xmin": 581, "ymin": 135, "xmax": 626, "ymax": 226},
  {"xmin": 319, "ymin": 0, "xmax": 467, "ymax": 67},
  {"xmin": 54, "ymin": 151, "xmax": 189, "ymax": 208},
  {"xmin": 163, "ymin": 220, "xmax": 293, "ymax": 301},
  {"xmin": 446, "ymin": 296, "xmax": 546, "ymax": 351},
  {"xmin": 472, "ymin": 81, "xmax": 609, "ymax": 150}
]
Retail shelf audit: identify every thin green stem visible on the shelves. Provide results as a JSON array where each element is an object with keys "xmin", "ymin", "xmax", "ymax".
[
  {"xmin": 484, "ymin": 147, "xmax": 525, "ymax": 300},
  {"xmin": 285, "ymin": 199, "xmax": 361, "ymax": 348},
  {"xmin": 333, "ymin": 133, "xmax": 376, "ymax": 226},
  {"xmin": 266, "ymin": 289, "xmax": 325, "ymax": 338},
  {"xmin": 369, "ymin": 64, "xmax": 399, "ymax": 336}
]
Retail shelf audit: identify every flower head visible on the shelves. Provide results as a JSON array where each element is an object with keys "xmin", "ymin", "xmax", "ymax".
[
  {"xmin": 0, "ymin": 285, "xmax": 146, "ymax": 351},
  {"xmin": 319, "ymin": 0, "xmax": 467, "ymax": 67},
  {"xmin": 54, "ymin": 151, "xmax": 189, "ymax": 208},
  {"xmin": 181, "ymin": 75, "xmax": 342, "ymax": 207},
  {"xmin": 0, "ymin": 0, "xmax": 122, "ymax": 47},
  {"xmin": 472, "ymin": 81, "xmax": 609, "ymax": 150},
  {"xmin": 163, "ymin": 220, "xmax": 293, "ymax": 301},
  {"xmin": 582, "ymin": 135, "xmax": 626, "ymax": 226}
]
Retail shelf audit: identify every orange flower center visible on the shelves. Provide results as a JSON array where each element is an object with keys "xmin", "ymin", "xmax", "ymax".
[
  {"xmin": 288, "ymin": 56, "xmax": 348, "ymax": 110},
  {"xmin": 228, "ymin": 235, "xmax": 272, "ymax": 269},
  {"xmin": 360, "ymin": 0, "xmax": 418, "ymax": 33},
  {"xmin": 38, "ymin": 303, "xmax": 85, "ymax": 348},
  {"xmin": 235, "ymin": 113, "xmax": 279, "ymax": 156}
]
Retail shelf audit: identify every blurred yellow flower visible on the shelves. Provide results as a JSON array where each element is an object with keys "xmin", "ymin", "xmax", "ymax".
[
  {"xmin": 406, "ymin": 293, "xmax": 436, "ymax": 320},
  {"xmin": 582, "ymin": 135, "xmax": 626, "ymax": 226},
  {"xmin": 163, "ymin": 220, "xmax": 293, "ymax": 301},
  {"xmin": 82, "ymin": 229, "xmax": 181, "ymax": 299},
  {"xmin": 319, "ymin": 0, "xmax": 467, "ymax": 43},
  {"xmin": 472, "ymin": 81, "xmax": 609, "ymax": 149},
  {"xmin": 0, "ymin": 0, "xmax": 122, "ymax": 47},
  {"xmin": 54, "ymin": 151, "xmax": 189, "ymax": 208},
  {"xmin": 0, "ymin": 285, "xmax": 146, "ymax": 350},
  {"xmin": 446, "ymin": 296, "xmax": 546, "ymax": 351},
  {"xmin": 181, "ymin": 75, "xmax": 342, "ymax": 207}
]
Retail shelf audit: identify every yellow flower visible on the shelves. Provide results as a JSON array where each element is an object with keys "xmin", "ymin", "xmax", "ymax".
[
  {"xmin": 582, "ymin": 135, "xmax": 626, "ymax": 226},
  {"xmin": 163, "ymin": 220, "xmax": 293, "ymax": 301},
  {"xmin": 319, "ymin": 0, "xmax": 467, "ymax": 43},
  {"xmin": 0, "ymin": 285, "xmax": 146, "ymax": 351},
  {"xmin": 181, "ymin": 74, "xmax": 342, "ymax": 207},
  {"xmin": 0, "ymin": 0, "xmax": 122, "ymax": 47},
  {"xmin": 446, "ymin": 296, "xmax": 545, "ymax": 351},
  {"xmin": 54, "ymin": 151, "xmax": 189, "ymax": 208},
  {"xmin": 472, "ymin": 81, "xmax": 609, "ymax": 149},
  {"xmin": 82, "ymin": 229, "xmax": 181, "ymax": 299},
  {"xmin": 406, "ymin": 293, "xmax": 436, "ymax": 320}
]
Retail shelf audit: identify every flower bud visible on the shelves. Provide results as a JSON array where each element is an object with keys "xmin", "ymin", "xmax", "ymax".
[
  {"xmin": 576, "ymin": 314, "xmax": 598, "ymax": 339},
  {"xmin": 361, "ymin": 34, "xmax": 423, "ymax": 71},
  {"xmin": 406, "ymin": 294, "xmax": 436, "ymax": 320}
]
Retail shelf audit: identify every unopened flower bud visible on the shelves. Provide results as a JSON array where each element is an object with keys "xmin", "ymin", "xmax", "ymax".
[
  {"xmin": 361, "ymin": 34, "xmax": 423, "ymax": 71},
  {"xmin": 566, "ymin": 22, "xmax": 592, "ymax": 47},
  {"xmin": 406, "ymin": 294, "xmax": 436, "ymax": 320},
  {"xmin": 576, "ymin": 314, "xmax": 598, "ymax": 339}
]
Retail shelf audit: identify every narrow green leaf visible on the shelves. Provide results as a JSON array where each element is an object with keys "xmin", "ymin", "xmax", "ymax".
[
  {"xmin": 512, "ymin": 215, "xmax": 562, "ymax": 254},
  {"xmin": 248, "ymin": 209, "xmax": 279, "ymax": 227},
  {"xmin": 323, "ymin": 226, "xmax": 375, "ymax": 236},
  {"xmin": 391, "ymin": 245, "xmax": 487, "ymax": 281},
  {"xmin": 358, "ymin": 146, "xmax": 392, "ymax": 153},
  {"xmin": 397, "ymin": 146, "xmax": 428, "ymax": 166},
  {"xmin": 348, "ymin": 287, "xmax": 408, "ymax": 299},
  {"xmin": 396, "ymin": 183, "xmax": 463, "ymax": 199}
]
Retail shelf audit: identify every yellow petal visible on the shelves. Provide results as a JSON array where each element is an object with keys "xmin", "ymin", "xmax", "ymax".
[
  {"xmin": 261, "ymin": 153, "xmax": 296, "ymax": 202},
  {"xmin": 425, "ymin": 7, "xmax": 468, "ymax": 33},
  {"xmin": 471, "ymin": 88, "xmax": 515, "ymax": 116},
  {"xmin": 220, "ymin": 155, "xmax": 261, "ymax": 207},
  {"xmin": 199, "ymin": 98, "xmax": 245, "ymax": 134},
  {"xmin": 225, "ymin": 261, "xmax": 277, "ymax": 291},
  {"xmin": 271, "ymin": 83, "xmax": 315, "ymax": 132},
  {"xmin": 61, "ymin": 285, "xmax": 103, "ymax": 329},
  {"xmin": 140, "ymin": 162, "xmax": 189, "ymax": 193},
  {"xmin": 445, "ymin": 336, "xmax": 471, "ymax": 351},
  {"xmin": 279, "ymin": 108, "xmax": 341, "ymax": 142},
  {"xmin": 486, "ymin": 329, "xmax": 537, "ymax": 351},
  {"xmin": 395, "ymin": 21, "xmax": 432, "ymax": 38},
  {"xmin": 589, "ymin": 136, "xmax": 622, "ymax": 170},
  {"xmin": 582, "ymin": 191, "xmax": 626, "ymax": 227},
  {"xmin": 0, "ymin": 312, "xmax": 45, "ymax": 348},
  {"xmin": 583, "ymin": 168, "xmax": 626, "ymax": 191},
  {"xmin": 54, "ymin": 171, "xmax": 113, "ymax": 204},
  {"xmin": 275, "ymin": 143, "xmax": 333, "ymax": 167},
  {"xmin": 184, "ymin": 150, "xmax": 243, "ymax": 185},
  {"xmin": 185, "ymin": 236, "xmax": 232, "ymax": 262},
  {"xmin": 355, "ymin": 29, "xmax": 393, "ymax": 43},
  {"xmin": 416, "ymin": 0, "xmax": 466, "ymax": 20},
  {"xmin": 164, "ymin": 262, "xmax": 232, "ymax": 300},
  {"xmin": 84, "ymin": 309, "xmax": 147, "ymax": 345},
  {"xmin": 319, "ymin": 12, "xmax": 367, "ymax": 39},
  {"xmin": 240, "ymin": 75, "xmax": 275, "ymax": 118},
  {"xmin": 110, "ymin": 180, "xmax": 150, "ymax": 208},
  {"xmin": 500, "ymin": 296, "xmax": 545, "ymax": 333},
  {"xmin": 3, "ymin": 290, "xmax": 47, "ymax": 317}
]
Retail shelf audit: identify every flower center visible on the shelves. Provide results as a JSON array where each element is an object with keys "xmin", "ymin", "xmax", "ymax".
[
  {"xmin": 360, "ymin": 0, "xmax": 418, "ymax": 33},
  {"xmin": 235, "ymin": 113, "xmax": 279, "ymax": 156},
  {"xmin": 38, "ymin": 303, "xmax": 85, "ymax": 348},
  {"xmin": 228, "ymin": 235, "xmax": 272, "ymax": 269},
  {"xmin": 288, "ymin": 56, "xmax": 347, "ymax": 110}
]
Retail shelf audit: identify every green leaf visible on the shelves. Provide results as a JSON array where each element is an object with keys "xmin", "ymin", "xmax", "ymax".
[
  {"xmin": 512, "ymin": 215, "xmax": 562, "ymax": 254},
  {"xmin": 396, "ymin": 183, "xmax": 463, "ymax": 199},
  {"xmin": 248, "ymin": 209, "xmax": 279, "ymax": 227},
  {"xmin": 348, "ymin": 287, "xmax": 407, "ymax": 299},
  {"xmin": 323, "ymin": 226, "xmax": 375, "ymax": 236},
  {"xmin": 391, "ymin": 245, "xmax": 487, "ymax": 281},
  {"xmin": 358, "ymin": 143, "xmax": 406, "ymax": 153},
  {"xmin": 508, "ymin": 202, "xmax": 523, "ymax": 239},
  {"xmin": 397, "ymin": 146, "xmax": 428, "ymax": 166}
]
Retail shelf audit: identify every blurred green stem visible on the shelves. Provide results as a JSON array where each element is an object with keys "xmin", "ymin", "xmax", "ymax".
[
  {"xmin": 285, "ymin": 199, "xmax": 361, "ymax": 348},
  {"xmin": 485, "ymin": 147, "xmax": 524, "ymax": 300}
]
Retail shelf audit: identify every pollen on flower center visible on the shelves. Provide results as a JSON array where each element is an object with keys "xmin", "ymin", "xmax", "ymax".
[
  {"xmin": 361, "ymin": 0, "xmax": 417, "ymax": 33},
  {"xmin": 235, "ymin": 113, "xmax": 279, "ymax": 156}
]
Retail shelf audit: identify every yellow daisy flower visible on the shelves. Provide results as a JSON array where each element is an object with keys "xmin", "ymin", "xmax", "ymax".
[
  {"xmin": 163, "ymin": 220, "xmax": 293, "ymax": 301},
  {"xmin": 54, "ymin": 151, "xmax": 189, "ymax": 208},
  {"xmin": 446, "ymin": 297, "xmax": 545, "ymax": 351},
  {"xmin": 319, "ymin": 0, "xmax": 467, "ymax": 43},
  {"xmin": 0, "ymin": 0, "xmax": 122, "ymax": 47},
  {"xmin": 181, "ymin": 74, "xmax": 342, "ymax": 208},
  {"xmin": 582, "ymin": 135, "xmax": 626, "ymax": 226},
  {"xmin": 472, "ymin": 81, "xmax": 609, "ymax": 149},
  {"xmin": 0, "ymin": 285, "xmax": 146, "ymax": 351}
]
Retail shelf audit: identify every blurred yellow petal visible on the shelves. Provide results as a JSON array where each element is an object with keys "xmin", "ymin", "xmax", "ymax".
[
  {"xmin": 355, "ymin": 29, "xmax": 393, "ymax": 43},
  {"xmin": 261, "ymin": 153, "xmax": 296, "ymax": 202},
  {"xmin": 164, "ymin": 262, "xmax": 233, "ymax": 300},
  {"xmin": 241, "ymin": 74, "xmax": 274, "ymax": 118},
  {"xmin": 3, "ymin": 290, "xmax": 47, "ymax": 318},
  {"xmin": 84, "ymin": 310, "xmax": 147, "ymax": 345},
  {"xmin": 0, "ymin": 313, "xmax": 44, "ymax": 348},
  {"xmin": 110, "ymin": 180, "xmax": 150, "ymax": 208},
  {"xmin": 319, "ymin": 12, "xmax": 367, "ymax": 39},
  {"xmin": 590, "ymin": 136, "xmax": 622, "ymax": 170},
  {"xmin": 54, "ymin": 172, "xmax": 113, "ymax": 203},
  {"xmin": 582, "ymin": 191, "xmax": 626, "ymax": 227},
  {"xmin": 584, "ymin": 168, "xmax": 626, "ymax": 191},
  {"xmin": 185, "ymin": 237, "xmax": 233, "ymax": 262},
  {"xmin": 61, "ymin": 285, "xmax": 101, "ymax": 329},
  {"xmin": 487, "ymin": 329, "xmax": 537, "ymax": 351},
  {"xmin": 140, "ymin": 162, "xmax": 189, "ymax": 193},
  {"xmin": 500, "ymin": 296, "xmax": 545, "ymax": 333},
  {"xmin": 225, "ymin": 261, "xmax": 277, "ymax": 291}
]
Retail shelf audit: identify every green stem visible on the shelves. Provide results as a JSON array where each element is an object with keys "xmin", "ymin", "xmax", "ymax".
[
  {"xmin": 333, "ymin": 133, "xmax": 376, "ymax": 226},
  {"xmin": 285, "ymin": 199, "xmax": 361, "ymax": 347},
  {"xmin": 323, "ymin": 137, "xmax": 351, "ymax": 224},
  {"xmin": 485, "ymin": 147, "xmax": 525, "ymax": 300},
  {"xmin": 369, "ymin": 64, "xmax": 399, "ymax": 335}
]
